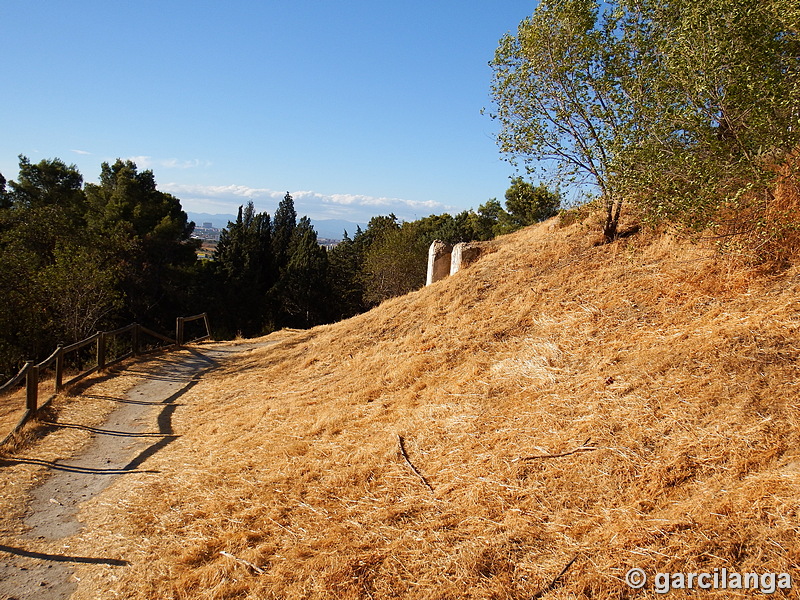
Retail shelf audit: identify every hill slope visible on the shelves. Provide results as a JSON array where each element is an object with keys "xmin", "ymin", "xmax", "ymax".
[{"xmin": 74, "ymin": 217, "xmax": 800, "ymax": 599}]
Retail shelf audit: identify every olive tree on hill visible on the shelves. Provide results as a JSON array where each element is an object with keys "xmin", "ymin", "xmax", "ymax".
[
  {"xmin": 490, "ymin": 0, "xmax": 800, "ymax": 252},
  {"xmin": 489, "ymin": 0, "xmax": 631, "ymax": 241}
]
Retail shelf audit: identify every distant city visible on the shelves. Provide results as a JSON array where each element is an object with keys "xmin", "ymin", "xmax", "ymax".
[
  {"xmin": 190, "ymin": 216, "xmax": 353, "ymax": 260},
  {"xmin": 193, "ymin": 223, "xmax": 221, "ymax": 241},
  {"xmin": 187, "ymin": 212, "xmax": 365, "ymax": 248}
]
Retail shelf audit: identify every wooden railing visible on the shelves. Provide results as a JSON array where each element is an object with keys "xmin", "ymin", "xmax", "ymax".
[{"xmin": 0, "ymin": 313, "xmax": 210, "ymax": 446}]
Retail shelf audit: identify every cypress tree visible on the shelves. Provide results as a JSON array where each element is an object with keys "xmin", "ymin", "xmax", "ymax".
[
  {"xmin": 272, "ymin": 192, "xmax": 297, "ymax": 272},
  {"xmin": 213, "ymin": 201, "xmax": 274, "ymax": 336},
  {"xmin": 277, "ymin": 216, "xmax": 329, "ymax": 327}
]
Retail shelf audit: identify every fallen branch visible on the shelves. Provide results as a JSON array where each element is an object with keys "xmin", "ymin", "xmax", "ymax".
[
  {"xmin": 397, "ymin": 434, "xmax": 434, "ymax": 493},
  {"xmin": 220, "ymin": 551, "xmax": 265, "ymax": 575},
  {"xmin": 518, "ymin": 438, "xmax": 597, "ymax": 461},
  {"xmin": 531, "ymin": 555, "xmax": 578, "ymax": 599}
]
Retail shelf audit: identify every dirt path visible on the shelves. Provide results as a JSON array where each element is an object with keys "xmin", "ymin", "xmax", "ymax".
[{"xmin": 0, "ymin": 341, "xmax": 274, "ymax": 600}]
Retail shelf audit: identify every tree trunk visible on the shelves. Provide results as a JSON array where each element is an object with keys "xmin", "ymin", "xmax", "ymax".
[{"xmin": 603, "ymin": 198, "xmax": 620, "ymax": 242}]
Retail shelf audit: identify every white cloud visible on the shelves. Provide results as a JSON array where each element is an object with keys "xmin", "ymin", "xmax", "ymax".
[
  {"xmin": 161, "ymin": 183, "xmax": 284, "ymax": 200},
  {"xmin": 126, "ymin": 155, "xmax": 155, "ymax": 169},
  {"xmin": 124, "ymin": 156, "xmax": 211, "ymax": 170},
  {"xmin": 287, "ymin": 189, "xmax": 445, "ymax": 210},
  {"xmin": 70, "ymin": 149, "xmax": 92, "ymax": 155},
  {"xmin": 160, "ymin": 158, "xmax": 212, "ymax": 169},
  {"xmin": 160, "ymin": 182, "xmax": 452, "ymax": 222},
  {"xmin": 322, "ymin": 193, "xmax": 443, "ymax": 210}
]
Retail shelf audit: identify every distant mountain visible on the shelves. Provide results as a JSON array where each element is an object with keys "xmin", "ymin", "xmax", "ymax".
[{"xmin": 186, "ymin": 212, "xmax": 365, "ymax": 242}]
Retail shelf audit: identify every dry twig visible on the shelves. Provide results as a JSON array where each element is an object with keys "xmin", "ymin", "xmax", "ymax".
[
  {"xmin": 518, "ymin": 438, "xmax": 597, "ymax": 461},
  {"xmin": 397, "ymin": 434, "xmax": 435, "ymax": 493},
  {"xmin": 531, "ymin": 555, "xmax": 578, "ymax": 599}
]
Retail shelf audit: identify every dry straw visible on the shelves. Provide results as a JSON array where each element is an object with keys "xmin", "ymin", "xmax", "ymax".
[{"xmin": 3, "ymin": 212, "xmax": 800, "ymax": 599}]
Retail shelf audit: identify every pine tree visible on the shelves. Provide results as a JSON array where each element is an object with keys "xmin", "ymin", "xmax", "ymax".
[
  {"xmin": 0, "ymin": 172, "xmax": 11, "ymax": 211},
  {"xmin": 84, "ymin": 159, "xmax": 198, "ymax": 325},
  {"xmin": 0, "ymin": 157, "xmax": 120, "ymax": 375}
]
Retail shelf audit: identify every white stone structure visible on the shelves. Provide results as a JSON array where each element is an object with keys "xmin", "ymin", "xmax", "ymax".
[
  {"xmin": 426, "ymin": 240, "xmax": 453, "ymax": 286},
  {"xmin": 450, "ymin": 242, "xmax": 486, "ymax": 275}
]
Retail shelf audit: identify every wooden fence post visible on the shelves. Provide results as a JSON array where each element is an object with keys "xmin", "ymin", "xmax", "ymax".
[
  {"xmin": 26, "ymin": 364, "xmax": 39, "ymax": 411},
  {"xmin": 97, "ymin": 331, "xmax": 107, "ymax": 371},
  {"xmin": 203, "ymin": 313, "xmax": 211, "ymax": 340},
  {"xmin": 176, "ymin": 317, "xmax": 185, "ymax": 346},
  {"xmin": 55, "ymin": 346, "xmax": 64, "ymax": 392}
]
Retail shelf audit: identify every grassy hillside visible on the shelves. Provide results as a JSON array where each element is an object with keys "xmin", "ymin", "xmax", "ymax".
[{"xmin": 71, "ymin": 215, "xmax": 799, "ymax": 598}]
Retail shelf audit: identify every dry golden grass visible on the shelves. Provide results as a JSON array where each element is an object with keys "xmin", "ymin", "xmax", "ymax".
[
  {"xmin": 704, "ymin": 155, "xmax": 800, "ymax": 263},
  {"xmin": 767, "ymin": 159, "xmax": 800, "ymax": 260},
  {"xmin": 0, "ymin": 387, "xmax": 27, "ymax": 441},
  {"xmin": 0, "ymin": 365, "xmax": 86, "ymax": 445},
  {"xmin": 12, "ymin": 216, "xmax": 800, "ymax": 598}
]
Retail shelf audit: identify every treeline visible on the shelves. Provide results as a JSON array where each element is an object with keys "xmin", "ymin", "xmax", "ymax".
[
  {"xmin": 0, "ymin": 157, "xmax": 198, "ymax": 379},
  {"xmin": 208, "ymin": 175, "xmax": 559, "ymax": 335},
  {"xmin": 0, "ymin": 156, "xmax": 559, "ymax": 378}
]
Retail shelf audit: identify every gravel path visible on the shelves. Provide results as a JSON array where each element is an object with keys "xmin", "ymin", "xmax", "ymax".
[{"xmin": 0, "ymin": 341, "xmax": 273, "ymax": 600}]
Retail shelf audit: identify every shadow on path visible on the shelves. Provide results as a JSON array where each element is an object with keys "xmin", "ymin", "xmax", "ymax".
[
  {"xmin": 80, "ymin": 393, "xmax": 180, "ymax": 407},
  {"xmin": 0, "ymin": 456, "xmax": 161, "ymax": 475},
  {"xmin": 40, "ymin": 422, "xmax": 174, "ymax": 437},
  {"xmin": 20, "ymin": 345, "xmax": 224, "ymax": 542},
  {"xmin": 0, "ymin": 544, "xmax": 129, "ymax": 566},
  {"xmin": 121, "ymin": 348, "xmax": 218, "ymax": 470}
]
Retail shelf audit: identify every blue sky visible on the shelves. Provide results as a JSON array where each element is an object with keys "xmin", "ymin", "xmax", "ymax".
[{"xmin": 0, "ymin": 1, "xmax": 536, "ymax": 224}]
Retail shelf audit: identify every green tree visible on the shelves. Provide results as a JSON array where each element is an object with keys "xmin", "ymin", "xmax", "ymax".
[
  {"xmin": 0, "ymin": 157, "xmax": 119, "ymax": 375},
  {"xmin": 413, "ymin": 213, "xmax": 476, "ymax": 246},
  {"xmin": 272, "ymin": 191, "xmax": 297, "ymax": 271},
  {"xmin": 84, "ymin": 159, "xmax": 198, "ymax": 324},
  {"xmin": 86, "ymin": 160, "xmax": 194, "ymax": 243},
  {"xmin": 361, "ymin": 217, "xmax": 433, "ymax": 305},
  {"xmin": 332, "ymin": 215, "xmax": 402, "ymax": 308},
  {"xmin": 212, "ymin": 202, "xmax": 275, "ymax": 336},
  {"xmin": 8, "ymin": 155, "xmax": 86, "ymax": 219},
  {"xmin": 355, "ymin": 214, "xmax": 399, "ymax": 250},
  {"xmin": 617, "ymin": 0, "xmax": 800, "ymax": 242},
  {"xmin": 0, "ymin": 172, "xmax": 10, "ymax": 211},
  {"xmin": 501, "ymin": 177, "xmax": 561, "ymax": 232},
  {"xmin": 35, "ymin": 243, "xmax": 123, "ymax": 343},
  {"xmin": 0, "ymin": 238, "xmax": 50, "ymax": 372},
  {"xmin": 3, "ymin": 156, "xmax": 88, "ymax": 261},
  {"xmin": 470, "ymin": 199, "xmax": 506, "ymax": 239},
  {"xmin": 491, "ymin": 0, "xmax": 800, "ymax": 251},
  {"xmin": 279, "ymin": 217, "xmax": 329, "ymax": 327},
  {"xmin": 490, "ymin": 0, "xmax": 630, "ymax": 241},
  {"xmin": 215, "ymin": 202, "xmax": 273, "ymax": 283},
  {"xmin": 327, "ymin": 230, "xmax": 367, "ymax": 320}
]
